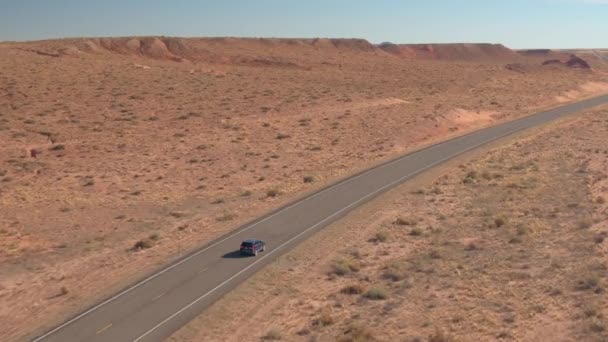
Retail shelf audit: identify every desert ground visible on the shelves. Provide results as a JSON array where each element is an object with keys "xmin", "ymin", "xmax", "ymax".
[
  {"xmin": 170, "ymin": 105, "xmax": 608, "ymax": 342},
  {"xmin": 0, "ymin": 37, "xmax": 607, "ymax": 341}
]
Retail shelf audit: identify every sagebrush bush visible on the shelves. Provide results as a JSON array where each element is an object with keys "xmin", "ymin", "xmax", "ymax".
[{"xmin": 364, "ymin": 287, "xmax": 388, "ymax": 300}]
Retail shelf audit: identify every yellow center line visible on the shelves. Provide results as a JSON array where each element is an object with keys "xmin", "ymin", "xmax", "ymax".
[{"xmin": 96, "ymin": 323, "xmax": 112, "ymax": 335}]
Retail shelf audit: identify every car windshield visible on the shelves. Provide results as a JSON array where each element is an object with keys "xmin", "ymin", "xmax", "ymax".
[{"xmin": 242, "ymin": 242, "xmax": 254, "ymax": 247}]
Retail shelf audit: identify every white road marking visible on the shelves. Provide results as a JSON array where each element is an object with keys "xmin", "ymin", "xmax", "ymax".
[
  {"xmin": 95, "ymin": 323, "xmax": 112, "ymax": 335},
  {"xmin": 151, "ymin": 292, "xmax": 167, "ymax": 302},
  {"xmin": 132, "ymin": 129, "xmax": 522, "ymax": 342},
  {"xmin": 198, "ymin": 267, "xmax": 208, "ymax": 274}
]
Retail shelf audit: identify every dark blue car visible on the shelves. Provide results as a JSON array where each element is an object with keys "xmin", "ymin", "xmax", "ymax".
[{"xmin": 239, "ymin": 239, "xmax": 266, "ymax": 256}]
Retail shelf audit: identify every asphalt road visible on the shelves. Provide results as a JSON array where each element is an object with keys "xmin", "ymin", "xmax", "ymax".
[
  {"xmin": 593, "ymin": 50, "xmax": 608, "ymax": 64},
  {"xmin": 33, "ymin": 95, "xmax": 608, "ymax": 342}
]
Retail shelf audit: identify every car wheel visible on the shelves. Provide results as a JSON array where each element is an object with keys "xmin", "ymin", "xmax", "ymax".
[{"xmin": 254, "ymin": 250, "xmax": 258, "ymax": 256}]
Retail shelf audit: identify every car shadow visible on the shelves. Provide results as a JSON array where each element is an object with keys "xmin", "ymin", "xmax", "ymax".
[{"xmin": 222, "ymin": 250, "xmax": 250, "ymax": 259}]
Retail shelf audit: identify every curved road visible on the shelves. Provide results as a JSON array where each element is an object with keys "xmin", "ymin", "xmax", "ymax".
[{"xmin": 33, "ymin": 95, "xmax": 608, "ymax": 342}]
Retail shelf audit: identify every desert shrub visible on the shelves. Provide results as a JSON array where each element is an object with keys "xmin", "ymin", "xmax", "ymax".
[
  {"xmin": 170, "ymin": 211, "xmax": 186, "ymax": 218},
  {"xmin": 149, "ymin": 233, "xmax": 160, "ymax": 241},
  {"xmin": 330, "ymin": 258, "xmax": 360, "ymax": 276},
  {"xmin": 395, "ymin": 217, "xmax": 416, "ymax": 226},
  {"xmin": 409, "ymin": 228, "xmax": 423, "ymax": 236},
  {"xmin": 49, "ymin": 144, "xmax": 65, "ymax": 151},
  {"xmin": 432, "ymin": 187, "xmax": 443, "ymax": 195},
  {"xmin": 516, "ymin": 225, "xmax": 528, "ymax": 236},
  {"xmin": 594, "ymin": 234, "xmax": 605, "ymax": 244},
  {"xmin": 276, "ymin": 133, "xmax": 290, "ymax": 140},
  {"xmin": 59, "ymin": 287, "xmax": 69, "ymax": 296},
  {"xmin": 462, "ymin": 176, "xmax": 475, "ymax": 184},
  {"xmin": 133, "ymin": 239, "xmax": 153, "ymax": 250},
  {"xmin": 509, "ymin": 236, "xmax": 523, "ymax": 244},
  {"xmin": 597, "ymin": 196, "xmax": 606, "ymax": 204},
  {"xmin": 373, "ymin": 231, "xmax": 389, "ymax": 243},
  {"xmin": 82, "ymin": 177, "xmax": 94, "ymax": 187},
  {"xmin": 338, "ymin": 324, "xmax": 375, "ymax": 342},
  {"xmin": 383, "ymin": 263, "xmax": 406, "ymax": 282},
  {"xmin": 428, "ymin": 329, "xmax": 454, "ymax": 342},
  {"xmin": 296, "ymin": 328, "xmax": 310, "ymax": 336},
  {"xmin": 589, "ymin": 320, "xmax": 606, "ymax": 333},
  {"xmin": 578, "ymin": 219, "xmax": 592, "ymax": 229},
  {"xmin": 217, "ymin": 212, "xmax": 236, "ymax": 222},
  {"xmin": 464, "ymin": 242, "xmax": 478, "ymax": 251},
  {"xmin": 494, "ymin": 217, "xmax": 506, "ymax": 228},
  {"xmin": 576, "ymin": 276, "xmax": 601, "ymax": 291},
  {"xmin": 429, "ymin": 250, "xmax": 441, "ymax": 259},
  {"xmin": 241, "ymin": 190, "xmax": 252, "ymax": 197},
  {"xmin": 341, "ymin": 284, "xmax": 365, "ymax": 295},
  {"xmin": 211, "ymin": 198, "xmax": 225, "ymax": 204},
  {"xmin": 261, "ymin": 329, "xmax": 282, "ymax": 340},
  {"xmin": 303, "ymin": 175, "xmax": 314, "ymax": 183},
  {"xmin": 312, "ymin": 310, "xmax": 334, "ymax": 327},
  {"xmin": 364, "ymin": 287, "xmax": 388, "ymax": 300},
  {"xmin": 266, "ymin": 189, "xmax": 281, "ymax": 198}
]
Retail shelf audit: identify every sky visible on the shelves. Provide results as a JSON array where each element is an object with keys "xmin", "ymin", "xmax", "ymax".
[{"xmin": 0, "ymin": 0, "xmax": 606, "ymax": 49}]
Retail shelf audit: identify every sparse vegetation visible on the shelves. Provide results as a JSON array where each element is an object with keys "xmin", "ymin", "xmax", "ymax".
[
  {"xmin": 395, "ymin": 217, "xmax": 416, "ymax": 226},
  {"xmin": 132, "ymin": 239, "xmax": 153, "ymax": 251},
  {"xmin": 578, "ymin": 219, "xmax": 592, "ymax": 229},
  {"xmin": 372, "ymin": 231, "xmax": 389, "ymax": 243},
  {"xmin": 330, "ymin": 258, "xmax": 360, "ymax": 276},
  {"xmin": 312, "ymin": 310, "xmax": 334, "ymax": 327},
  {"xmin": 261, "ymin": 329, "xmax": 282, "ymax": 340},
  {"xmin": 303, "ymin": 175, "xmax": 314, "ymax": 183},
  {"xmin": 494, "ymin": 217, "xmax": 506, "ymax": 228},
  {"xmin": 409, "ymin": 228, "xmax": 423, "ymax": 236},
  {"xmin": 364, "ymin": 287, "xmax": 388, "ymax": 300},
  {"xmin": 575, "ymin": 276, "xmax": 601, "ymax": 292},
  {"xmin": 169, "ymin": 211, "xmax": 186, "ymax": 218},
  {"xmin": 266, "ymin": 189, "xmax": 281, "ymax": 198},
  {"xmin": 82, "ymin": 177, "xmax": 94, "ymax": 187},
  {"xmin": 340, "ymin": 284, "xmax": 365, "ymax": 295},
  {"xmin": 339, "ymin": 324, "xmax": 375, "ymax": 342},
  {"xmin": 217, "ymin": 212, "xmax": 236, "ymax": 222},
  {"xmin": 383, "ymin": 263, "xmax": 406, "ymax": 281},
  {"xmin": 428, "ymin": 329, "xmax": 454, "ymax": 342}
]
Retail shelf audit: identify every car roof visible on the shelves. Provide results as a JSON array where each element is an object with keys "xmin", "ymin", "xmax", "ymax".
[{"xmin": 243, "ymin": 239, "xmax": 260, "ymax": 243}]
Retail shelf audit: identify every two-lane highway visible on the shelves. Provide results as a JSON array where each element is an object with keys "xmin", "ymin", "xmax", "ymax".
[{"xmin": 33, "ymin": 94, "xmax": 608, "ymax": 342}]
